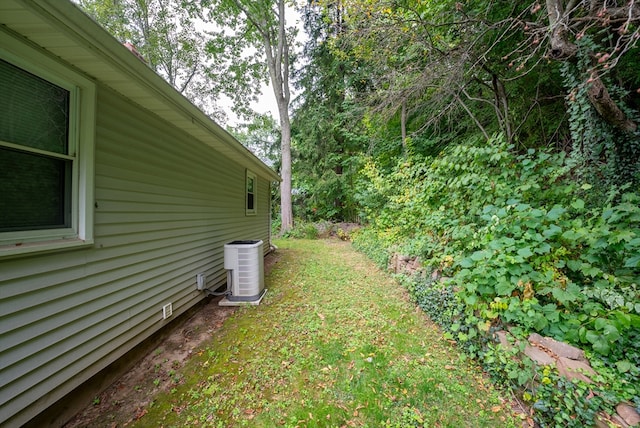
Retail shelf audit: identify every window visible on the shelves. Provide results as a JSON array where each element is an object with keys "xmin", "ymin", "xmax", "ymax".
[
  {"xmin": 246, "ymin": 170, "xmax": 257, "ymax": 216},
  {"xmin": 0, "ymin": 30, "xmax": 95, "ymax": 257}
]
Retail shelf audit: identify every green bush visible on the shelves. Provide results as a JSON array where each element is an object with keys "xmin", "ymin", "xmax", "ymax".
[{"xmin": 281, "ymin": 220, "xmax": 319, "ymax": 239}]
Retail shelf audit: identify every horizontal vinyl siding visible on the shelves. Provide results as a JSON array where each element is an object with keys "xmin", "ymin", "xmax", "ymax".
[{"xmin": 0, "ymin": 85, "xmax": 273, "ymax": 427}]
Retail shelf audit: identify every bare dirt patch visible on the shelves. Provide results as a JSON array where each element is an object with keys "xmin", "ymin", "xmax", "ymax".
[{"xmin": 64, "ymin": 251, "xmax": 281, "ymax": 428}]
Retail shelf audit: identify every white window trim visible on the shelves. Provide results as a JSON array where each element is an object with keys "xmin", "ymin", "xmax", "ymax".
[
  {"xmin": 246, "ymin": 170, "xmax": 257, "ymax": 216},
  {"xmin": 0, "ymin": 29, "xmax": 95, "ymax": 258}
]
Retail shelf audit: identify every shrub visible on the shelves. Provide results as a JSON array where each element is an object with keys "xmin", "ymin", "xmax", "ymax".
[{"xmin": 281, "ymin": 220, "xmax": 319, "ymax": 239}]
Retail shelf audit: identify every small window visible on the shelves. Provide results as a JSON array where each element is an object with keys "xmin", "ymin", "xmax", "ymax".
[
  {"xmin": 246, "ymin": 170, "xmax": 257, "ymax": 215},
  {"xmin": 0, "ymin": 31, "xmax": 95, "ymax": 257}
]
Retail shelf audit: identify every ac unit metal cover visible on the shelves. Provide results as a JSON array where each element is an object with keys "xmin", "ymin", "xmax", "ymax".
[{"xmin": 224, "ymin": 240, "xmax": 265, "ymax": 301}]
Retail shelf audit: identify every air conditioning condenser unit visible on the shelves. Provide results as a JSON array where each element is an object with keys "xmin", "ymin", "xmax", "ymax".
[{"xmin": 219, "ymin": 240, "xmax": 266, "ymax": 306}]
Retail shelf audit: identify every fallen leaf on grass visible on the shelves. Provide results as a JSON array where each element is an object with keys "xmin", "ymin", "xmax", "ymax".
[{"xmin": 135, "ymin": 408, "xmax": 148, "ymax": 419}]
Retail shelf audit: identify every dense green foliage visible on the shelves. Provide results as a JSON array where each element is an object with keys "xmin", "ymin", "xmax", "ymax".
[
  {"xmin": 292, "ymin": 0, "xmax": 639, "ymax": 224},
  {"xmin": 352, "ymin": 136, "xmax": 640, "ymax": 426},
  {"xmin": 291, "ymin": 3, "xmax": 370, "ymax": 222}
]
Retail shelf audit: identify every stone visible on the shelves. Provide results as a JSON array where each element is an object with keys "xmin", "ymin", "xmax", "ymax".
[
  {"xmin": 593, "ymin": 413, "xmax": 609, "ymax": 428},
  {"xmin": 527, "ymin": 333, "xmax": 544, "ymax": 345},
  {"xmin": 612, "ymin": 413, "xmax": 632, "ymax": 428},
  {"xmin": 410, "ymin": 257, "xmax": 421, "ymax": 269},
  {"xmin": 556, "ymin": 357, "xmax": 595, "ymax": 384},
  {"xmin": 495, "ymin": 330, "xmax": 518, "ymax": 352},
  {"xmin": 595, "ymin": 412, "xmax": 630, "ymax": 428},
  {"xmin": 528, "ymin": 333, "xmax": 585, "ymax": 361},
  {"xmin": 616, "ymin": 402, "xmax": 640, "ymax": 426},
  {"xmin": 388, "ymin": 254, "xmax": 399, "ymax": 273},
  {"xmin": 524, "ymin": 344, "xmax": 555, "ymax": 366}
]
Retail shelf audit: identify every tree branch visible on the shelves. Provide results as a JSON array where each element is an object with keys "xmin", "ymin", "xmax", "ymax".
[{"xmin": 455, "ymin": 91, "xmax": 490, "ymax": 141}]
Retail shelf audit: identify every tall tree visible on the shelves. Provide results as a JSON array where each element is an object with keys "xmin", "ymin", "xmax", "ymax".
[
  {"xmin": 291, "ymin": 0, "xmax": 368, "ymax": 221},
  {"xmin": 205, "ymin": 0, "xmax": 296, "ymax": 233}
]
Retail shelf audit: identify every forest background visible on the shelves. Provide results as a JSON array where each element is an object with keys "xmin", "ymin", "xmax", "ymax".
[{"xmin": 77, "ymin": 0, "xmax": 639, "ymax": 426}]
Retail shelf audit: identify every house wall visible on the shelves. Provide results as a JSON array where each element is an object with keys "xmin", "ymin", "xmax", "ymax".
[{"xmin": 0, "ymin": 84, "xmax": 272, "ymax": 427}]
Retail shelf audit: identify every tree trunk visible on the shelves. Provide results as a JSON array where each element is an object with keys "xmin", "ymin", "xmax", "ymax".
[
  {"xmin": 278, "ymin": 103, "xmax": 293, "ymax": 232},
  {"xmin": 260, "ymin": 0, "xmax": 293, "ymax": 233},
  {"xmin": 586, "ymin": 73, "xmax": 637, "ymax": 132},
  {"xmin": 400, "ymin": 99, "xmax": 407, "ymax": 156},
  {"xmin": 545, "ymin": 0, "xmax": 577, "ymax": 59},
  {"xmin": 491, "ymin": 73, "xmax": 512, "ymax": 143},
  {"xmin": 545, "ymin": 0, "xmax": 637, "ymax": 132}
]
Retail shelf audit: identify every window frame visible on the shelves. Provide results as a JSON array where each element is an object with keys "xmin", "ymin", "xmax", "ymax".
[
  {"xmin": 0, "ymin": 29, "xmax": 95, "ymax": 258},
  {"xmin": 245, "ymin": 170, "xmax": 257, "ymax": 216}
]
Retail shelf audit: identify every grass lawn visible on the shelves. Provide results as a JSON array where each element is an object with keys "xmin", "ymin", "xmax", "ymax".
[{"xmin": 133, "ymin": 239, "xmax": 519, "ymax": 427}]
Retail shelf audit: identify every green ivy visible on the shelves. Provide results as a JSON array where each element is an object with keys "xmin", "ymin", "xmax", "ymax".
[
  {"xmin": 531, "ymin": 368, "xmax": 613, "ymax": 427},
  {"xmin": 560, "ymin": 35, "xmax": 640, "ymax": 188}
]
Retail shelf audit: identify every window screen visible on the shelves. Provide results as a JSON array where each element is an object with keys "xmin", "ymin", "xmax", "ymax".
[{"xmin": 0, "ymin": 58, "xmax": 72, "ymax": 232}]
